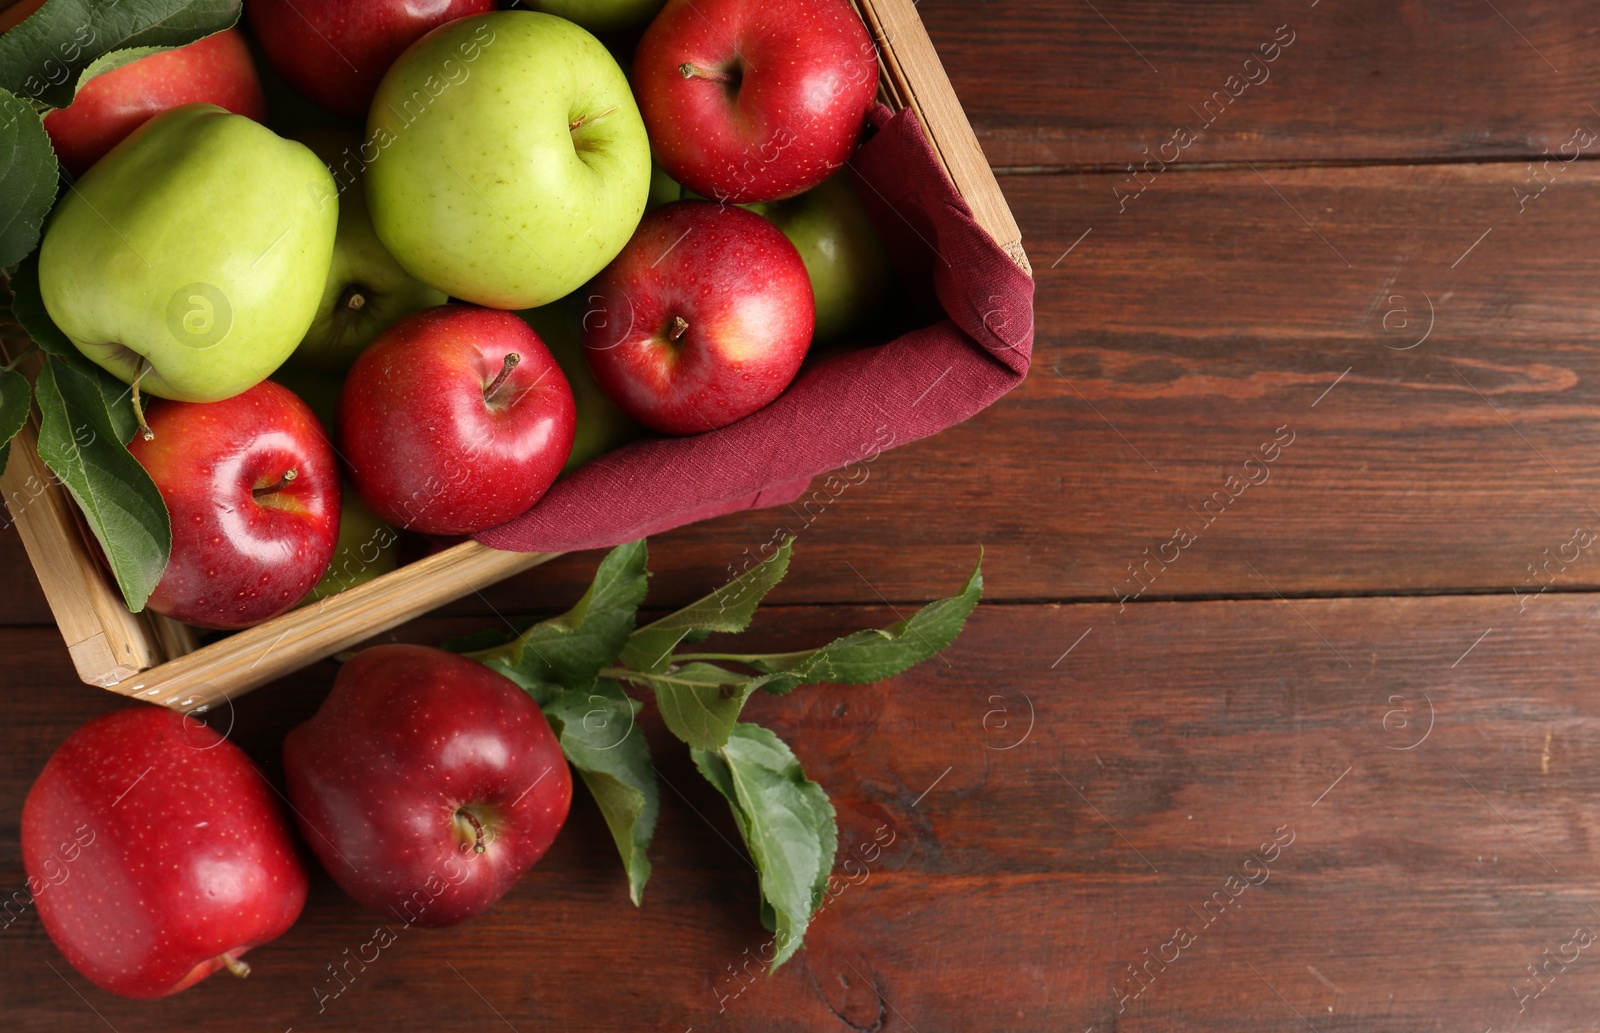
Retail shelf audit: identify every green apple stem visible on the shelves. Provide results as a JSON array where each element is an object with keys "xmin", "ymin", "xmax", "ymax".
[
  {"xmin": 569, "ymin": 105, "xmax": 619, "ymax": 132},
  {"xmin": 252, "ymin": 468, "xmax": 298, "ymax": 499},
  {"xmin": 456, "ymin": 807, "xmax": 488, "ymax": 854},
  {"xmin": 340, "ymin": 284, "xmax": 368, "ymax": 312},
  {"xmin": 679, "ymin": 62, "xmax": 737, "ymax": 85},
  {"xmin": 668, "ymin": 316, "xmax": 690, "ymax": 343},
  {"xmin": 221, "ymin": 954, "xmax": 251, "ymax": 979},
  {"xmin": 484, "ymin": 353, "xmax": 521, "ymax": 404},
  {"xmin": 130, "ymin": 362, "xmax": 154, "ymax": 441}
]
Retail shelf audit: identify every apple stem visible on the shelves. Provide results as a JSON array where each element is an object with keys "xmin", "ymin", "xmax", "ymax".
[
  {"xmin": 252, "ymin": 468, "xmax": 298, "ymax": 499},
  {"xmin": 344, "ymin": 290, "xmax": 367, "ymax": 312},
  {"xmin": 0, "ymin": 342, "xmax": 37, "ymax": 373},
  {"xmin": 484, "ymin": 353, "xmax": 521, "ymax": 404},
  {"xmin": 569, "ymin": 105, "xmax": 619, "ymax": 132},
  {"xmin": 668, "ymin": 316, "xmax": 690, "ymax": 343},
  {"xmin": 679, "ymin": 62, "xmax": 737, "ymax": 84},
  {"xmin": 457, "ymin": 807, "xmax": 488, "ymax": 854},
  {"xmin": 222, "ymin": 954, "xmax": 251, "ymax": 979},
  {"xmin": 131, "ymin": 362, "xmax": 154, "ymax": 442}
]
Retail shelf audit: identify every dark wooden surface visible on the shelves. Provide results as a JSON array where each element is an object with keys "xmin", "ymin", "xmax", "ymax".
[{"xmin": 8, "ymin": 1, "xmax": 1600, "ymax": 1030}]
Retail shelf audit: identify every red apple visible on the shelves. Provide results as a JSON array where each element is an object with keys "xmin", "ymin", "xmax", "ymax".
[
  {"xmin": 338, "ymin": 305, "xmax": 576, "ymax": 535},
  {"xmin": 581, "ymin": 200, "xmax": 814, "ymax": 434},
  {"xmin": 633, "ymin": 0, "xmax": 878, "ymax": 203},
  {"xmin": 283, "ymin": 645, "xmax": 572, "ymax": 927},
  {"xmin": 0, "ymin": 0, "xmax": 47, "ymax": 33},
  {"xmin": 130, "ymin": 381, "xmax": 341, "ymax": 630},
  {"xmin": 43, "ymin": 29, "xmax": 267, "ymax": 178},
  {"xmin": 23, "ymin": 705, "xmax": 309, "ymax": 999},
  {"xmin": 248, "ymin": 0, "xmax": 495, "ymax": 119}
]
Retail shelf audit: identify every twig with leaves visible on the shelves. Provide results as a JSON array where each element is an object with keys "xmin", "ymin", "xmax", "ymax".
[{"xmin": 449, "ymin": 537, "xmax": 983, "ymax": 970}]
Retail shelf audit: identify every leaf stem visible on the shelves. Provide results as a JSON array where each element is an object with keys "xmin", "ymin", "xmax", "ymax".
[
  {"xmin": 669, "ymin": 650, "xmax": 816, "ymax": 668},
  {"xmin": 600, "ymin": 666, "xmax": 746, "ymax": 689},
  {"xmin": 0, "ymin": 342, "xmax": 37, "ymax": 372}
]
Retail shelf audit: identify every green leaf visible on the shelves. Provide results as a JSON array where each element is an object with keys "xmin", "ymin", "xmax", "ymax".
[
  {"xmin": 691, "ymin": 723, "xmax": 837, "ymax": 971},
  {"xmin": 440, "ymin": 617, "xmax": 538, "ymax": 656},
  {"xmin": 0, "ymin": 0, "xmax": 241, "ymax": 108},
  {"xmin": 5, "ymin": 260, "xmax": 137, "ymax": 442},
  {"xmin": 71, "ymin": 44, "xmax": 166, "ymax": 94},
  {"xmin": 0, "ymin": 88, "xmax": 58, "ymax": 268},
  {"xmin": 645, "ymin": 662, "xmax": 759, "ymax": 751},
  {"xmin": 543, "ymin": 681, "xmax": 657, "ymax": 905},
  {"xmin": 754, "ymin": 553, "xmax": 983, "ymax": 687},
  {"xmin": 620, "ymin": 539, "xmax": 792, "ymax": 672},
  {"xmin": 0, "ymin": 367, "xmax": 30, "ymax": 472},
  {"xmin": 6, "ymin": 251, "xmax": 74, "ymax": 358},
  {"xmin": 468, "ymin": 539, "xmax": 649, "ymax": 689},
  {"xmin": 34, "ymin": 354, "xmax": 169, "ymax": 610}
]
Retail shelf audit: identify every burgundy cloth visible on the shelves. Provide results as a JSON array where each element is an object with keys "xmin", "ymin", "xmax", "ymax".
[{"xmin": 475, "ymin": 104, "xmax": 1035, "ymax": 554}]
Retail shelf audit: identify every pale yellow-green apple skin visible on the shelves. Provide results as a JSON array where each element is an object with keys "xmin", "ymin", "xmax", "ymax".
[
  {"xmin": 744, "ymin": 173, "xmax": 892, "ymax": 344},
  {"xmin": 38, "ymin": 104, "xmax": 337, "ymax": 402},
  {"xmin": 524, "ymin": 0, "xmax": 666, "ymax": 32},
  {"xmin": 517, "ymin": 302, "xmax": 641, "ymax": 472},
  {"xmin": 291, "ymin": 130, "xmax": 447, "ymax": 372},
  {"xmin": 365, "ymin": 12, "xmax": 651, "ymax": 309}
]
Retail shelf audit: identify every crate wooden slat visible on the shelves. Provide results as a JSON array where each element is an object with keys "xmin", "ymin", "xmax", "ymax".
[
  {"xmin": 4, "ymin": 0, "xmax": 1026, "ymax": 710},
  {"xmin": 857, "ymin": 0, "xmax": 1031, "ymax": 275}
]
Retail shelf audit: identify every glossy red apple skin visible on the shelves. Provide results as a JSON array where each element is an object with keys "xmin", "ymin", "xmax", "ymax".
[
  {"xmin": 248, "ymin": 0, "xmax": 495, "ymax": 119},
  {"xmin": 338, "ymin": 305, "xmax": 576, "ymax": 535},
  {"xmin": 23, "ymin": 706, "xmax": 310, "ymax": 999},
  {"xmin": 582, "ymin": 200, "xmax": 814, "ymax": 435},
  {"xmin": 43, "ymin": 29, "xmax": 267, "ymax": 178},
  {"xmin": 131, "ymin": 381, "xmax": 341, "ymax": 630},
  {"xmin": 633, "ymin": 0, "xmax": 878, "ymax": 203},
  {"xmin": 283, "ymin": 645, "xmax": 573, "ymax": 927}
]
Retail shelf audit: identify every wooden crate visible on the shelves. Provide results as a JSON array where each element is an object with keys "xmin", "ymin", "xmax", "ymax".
[{"xmin": 1, "ymin": 0, "xmax": 1028, "ymax": 713}]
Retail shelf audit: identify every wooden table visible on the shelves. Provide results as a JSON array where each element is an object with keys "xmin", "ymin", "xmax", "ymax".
[{"xmin": 6, "ymin": 1, "xmax": 1599, "ymax": 1029}]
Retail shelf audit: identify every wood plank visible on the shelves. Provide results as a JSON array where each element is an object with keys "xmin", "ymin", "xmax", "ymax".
[
  {"xmin": 0, "ymin": 382, "xmax": 161, "ymax": 685},
  {"xmin": 859, "ymin": 0, "xmax": 1030, "ymax": 272},
  {"xmin": 13, "ymin": 159, "xmax": 1600, "ymax": 631},
  {"xmin": 105, "ymin": 543, "xmax": 555, "ymax": 711},
  {"xmin": 451, "ymin": 159, "xmax": 1600, "ymax": 610},
  {"xmin": 923, "ymin": 0, "xmax": 1600, "ymax": 169},
  {"xmin": 2, "ymin": 591, "xmax": 1598, "ymax": 1030}
]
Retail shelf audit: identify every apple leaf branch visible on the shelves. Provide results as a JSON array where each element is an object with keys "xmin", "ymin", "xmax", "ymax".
[
  {"xmin": 1, "ymin": 257, "xmax": 171, "ymax": 611},
  {"xmin": 456, "ymin": 536, "xmax": 983, "ymax": 972},
  {"xmin": 0, "ymin": 87, "xmax": 57, "ymax": 269},
  {"xmin": 0, "ymin": 0, "xmax": 242, "ymax": 109}
]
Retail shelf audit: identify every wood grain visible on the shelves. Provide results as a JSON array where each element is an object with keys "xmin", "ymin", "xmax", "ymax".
[
  {"xmin": 858, "ymin": 0, "xmax": 1030, "ymax": 272},
  {"xmin": 428, "ymin": 159, "xmax": 1600, "ymax": 612},
  {"xmin": 9, "ymin": 161, "xmax": 1600, "ymax": 631},
  {"xmin": 4, "ymin": 5, "xmax": 1597, "ymax": 1031},
  {"xmin": 0, "ymin": 0, "xmax": 1033, "ymax": 698},
  {"xmin": 2, "ymin": 592, "xmax": 1598, "ymax": 1031},
  {"xmin": 922, "ymin": 0, "xmax": 1600, "ymax": 170}
]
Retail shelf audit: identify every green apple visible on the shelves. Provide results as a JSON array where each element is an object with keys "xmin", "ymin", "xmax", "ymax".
[
  {"xmin": 38, "ymin": 103, "xmax": 337, "ymax": 403},
  {"xmin": 517, "ymin": 302, "xmax": 642, "ymax": 472},
  {"xmin": 366, "ymin": 12, "xmax": 650, "ymax": 309},
  {"xmin": 524, "ymin": 0, "xmax": 666, "ymax": 33},
  {"xmin": 290, "ymin": 130, "xmax": 447, "ymax": 372},
  {"xmin": 646, "ymin": 162, "xmax": 684, "ymax": 209},
  {"xmin": 745, "ymin": 172, "xmax": 893, "ymax": 344},
  {"xmin": 304, "ymin": 490, "xmax": 398, "ymax": 603}
]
